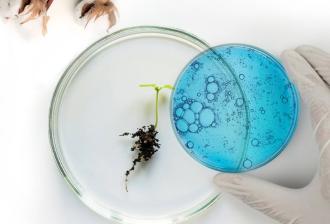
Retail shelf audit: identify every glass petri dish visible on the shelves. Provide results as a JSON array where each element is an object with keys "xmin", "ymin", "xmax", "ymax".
[
  {"xmin": 49, "ymin": 26, "xmax": 239, "ymax": 224},
  {"xmin": 171, "ymin": 44, "xmax": 299, "ymax": 172}
]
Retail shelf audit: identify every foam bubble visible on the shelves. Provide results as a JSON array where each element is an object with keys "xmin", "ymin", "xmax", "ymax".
[
  {"xmin": 235, "ymin": 98, "xmax": 244, "ymax": 107},
  {"xmin": 199, "ymin": 108, "xmax": 215, "ymax": 127},
  {"xmin": 243, "ymin": 159, "xmax": 252, "ymax": 169},
  {"xmin": 207, "ymin": 93, "xmax": 215, "ymax": 101},
  {"xmin": 191, "ymin": 102, "xmax": 203, "ymax": 113},
  {"xmin": 189, "ymin": 124, "xmax": 198, "ymax": 133},
  {"xmin": 186, "ymin": 141, "xmax": 194, "ymax": 149},
  {"xmin": 206, "ymin": 82, "xmax": 219, "ymax": 93},
  {"xmin": 183, "ymin": 109, "xmax": 195, "ymax": 124},
  {"xmin": 176, "ymin": 119, "xmax": 189, "ymax": 132},
  {"xmin": 207, "ymin": 76, "xmax": 215, "ymax": 82}
]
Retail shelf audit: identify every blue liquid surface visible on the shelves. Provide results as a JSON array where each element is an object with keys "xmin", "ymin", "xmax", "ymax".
[{"xmin": 171, "ymin": 44, "xmax": 299, "ymax": 172}]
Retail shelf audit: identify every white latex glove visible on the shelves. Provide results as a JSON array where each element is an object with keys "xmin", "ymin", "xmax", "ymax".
[{"xmin": 214, "ymin": 45, "xmax": 330, "ymax": 224}]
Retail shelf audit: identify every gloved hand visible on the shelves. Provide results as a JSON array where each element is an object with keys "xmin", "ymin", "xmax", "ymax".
[{"xmin": 214, "ymin": 45, "xmax": 330, "ymax": 224}]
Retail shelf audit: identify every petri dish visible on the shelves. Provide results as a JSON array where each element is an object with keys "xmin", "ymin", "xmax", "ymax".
[
  {"xmin": 49, "ymin": 26, "xmax": 239, "ymax": 224},
  {"xmin": 171, "ymin": 44, "xmax": 299, "ymax": 172}
]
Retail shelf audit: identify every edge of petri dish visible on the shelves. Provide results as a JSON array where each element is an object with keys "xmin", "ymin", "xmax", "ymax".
[
  {"xmin": 49, "ymin": 26, "xmax": 222, "ymax": 224},
  {"xmin": 170, "ymin": 43, "xmax": 300, "ymax": 173}
]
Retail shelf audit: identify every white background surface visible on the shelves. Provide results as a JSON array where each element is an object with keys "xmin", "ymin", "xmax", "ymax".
[{"xmin": 0, "ymin": 0, "xmax": 329, "ymax": 223}]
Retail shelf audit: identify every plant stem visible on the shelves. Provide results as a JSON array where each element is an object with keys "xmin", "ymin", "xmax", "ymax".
[
  {"xmin": 155, "ymin": 88, "xmax": 160, "ymax": 129},
  {"xmin": 139, "ymin": 83, "xmax": 174, "ymax": 129}
]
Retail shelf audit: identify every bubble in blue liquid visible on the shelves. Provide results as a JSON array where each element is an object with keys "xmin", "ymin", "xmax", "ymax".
[
  {"xmin": 181, "ymin": 96, "xmax": 187, "ymax": 101},
  {"xmin": 199, "ymin": 108, "xmax": 215, "ymax": 127},
  {"xmin": 183, "ymin": 109, "xmax": 195, "ymax": 124},
  {"xmin": 171, "ymin": 44, "xmax": 299, "ymax": 172},
  {"xmin": 186, "ymin": 141, "xmax": 194, "ymax": 149},
  {"xmin": 206, "ymin": 82, "xmax": 219, "ymax": 93},
  {"xmin": 266, "ymin": 135, "xmax": 276, "ymax": 144},
  {"xmin": 175, "ymin": 108, "xmax": 184, "ymax": 117},
  {"xmin": 176, "ymin": 119, "xmax": 188, "ymax": 132},
  {"xmin": 183, "ymin": 103, "xmax": 190, "ymax": 109},
  {"xmin": 206, "ymin": 93, "xmax": 215, "ymax": 101},
  {"xmin": 189, "ymin": 124, "xmax": 199, "ymax": 133},
  {"xmin": 251, "ymin": 138, "xmax": 260, "ymax": 147},
  {"xmin": 243, "ymin": 159, "xmax": 252, "ymax": 169},
  {"xmin": 259, "ymin": 107, "xmax": 266, "ymax": 114},
  {"xmin": 235, "ymin": 98, "xmax": 244, "ymax": 107},
  {"xmin": 281, "ymin": 96, "xmax": 288, "ymax": 104},
  {"xmin": 191, "ymin": 101, "xmax": 203, "ymax": 113},
  {"xmin": 207, "ymin": 76, "xmax": 215, "ymax": 82}
]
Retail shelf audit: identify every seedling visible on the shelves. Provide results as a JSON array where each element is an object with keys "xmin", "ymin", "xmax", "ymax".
[{"xmin": 120, "ymin": 83, "xmax": 174, "ymax": 192}]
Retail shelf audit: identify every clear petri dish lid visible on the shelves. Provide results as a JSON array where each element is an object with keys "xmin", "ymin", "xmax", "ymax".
[
  {"xmin": 49, "ymin": 26, "xmax": 248, "ymax": 223},
  {"xmin": 171, "ymin": 44, "xmax": 299, "ymax": 172}
]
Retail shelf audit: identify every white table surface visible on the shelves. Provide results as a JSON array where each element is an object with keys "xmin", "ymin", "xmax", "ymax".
[{"xmin": 0, "ymin": 0, "xmax": 329, "ymax": 223}]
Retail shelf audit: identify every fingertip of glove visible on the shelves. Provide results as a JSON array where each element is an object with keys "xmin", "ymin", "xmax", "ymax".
[
  {"xmin": 213, "ymin": 173, "xmax": 223, "ymax": 185},
  {"xmin": 280, "ymin": 49, "xmax": 298, "ymax": 62},
  {"xmin": 213, "ymin": 173, "xmax": 241, "ymax": 186},
  {"xmin": 296, "ymin": 45, "xmax": 315, "ymax": 53},
  {"xmin": 295, "ymin": 45, "xmax": 327, "ymax": 57}
]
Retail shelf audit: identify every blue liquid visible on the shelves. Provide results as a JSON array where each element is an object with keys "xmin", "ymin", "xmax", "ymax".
[{"xmin": 171, "ymin": 44, "xmax": 299, "ymax": 172}]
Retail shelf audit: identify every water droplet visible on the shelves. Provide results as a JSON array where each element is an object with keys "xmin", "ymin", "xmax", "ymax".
[
  {"xmin": 239, "ymin": 74, "xmax": 245, "ymax": 80},
  {"xmin": 183, "ymin": 103, "xmax": 190, "ymax": 109},
  {"xmin": 181, "ymin": 96, "xmax": 187, "ymax": 101}
]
